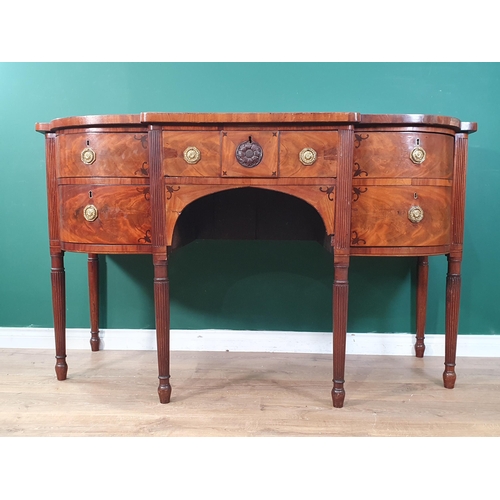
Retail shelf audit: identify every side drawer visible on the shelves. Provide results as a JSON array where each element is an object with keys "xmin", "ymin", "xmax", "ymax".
[
  {"xmin": 163, "ymin": 131, "xmax": 220, "ymax": 176},
  {"xmin": 59, "ymin": 184, "xmax": 152, "ymax": 245},
  {"xmin": 353, "ymin": 132, "xmax": 454, "ymax": 178},
  {"xmin": 350, "ymin": 185, "xmax": 451, "ymax": 247},
  {"xmin": 57, "ymin": 132, "xmax": 149, "ymax": 178},
  {"xmin": 280, "ymin": 131, "xmax": 338, "ymax": 177}
]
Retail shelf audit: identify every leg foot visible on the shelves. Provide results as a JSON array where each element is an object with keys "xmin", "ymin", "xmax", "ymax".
[
  {"xmin": 55, "ymin": 355, "xmax": 68, "ymax": 380},
  {"xmin": 158, "ymin": 376, "xmax": 172, "ymax": 404},
  {"xmin": 331, "ymin": 381, "xmax": 345, "ymax": 408},
  {"xmin": 90, "ymin": 336, "xmax": 100, "ymax": 352},
  {"xmin": 443, "ymin": 364, "xmax": 456, "ymax": 389}
]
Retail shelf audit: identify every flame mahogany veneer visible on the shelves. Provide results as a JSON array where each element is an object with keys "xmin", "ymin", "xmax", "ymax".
[{"xmin": 36, "ymin": 112, "xmax": 477, "ymax": 408}]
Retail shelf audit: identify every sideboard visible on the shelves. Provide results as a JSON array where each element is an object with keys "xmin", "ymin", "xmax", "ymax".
[{"xmin": 36, "ymin": 112, "xmax": 477, "ymax": 408}]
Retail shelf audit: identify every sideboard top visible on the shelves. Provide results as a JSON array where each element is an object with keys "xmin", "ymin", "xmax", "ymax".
[{"xmin": 35, "ymin": 112, "xmax": 477, "ymax": 133}]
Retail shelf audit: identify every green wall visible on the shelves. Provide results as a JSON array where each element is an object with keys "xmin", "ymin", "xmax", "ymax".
[{"xmin": 0, "ymin": 62, "xmax": 497, "ymax": 335}]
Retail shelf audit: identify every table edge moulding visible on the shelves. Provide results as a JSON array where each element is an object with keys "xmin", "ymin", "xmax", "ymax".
[{"xmin": 35, "ymin": 112, "xmax": 478, "ymax": 408}]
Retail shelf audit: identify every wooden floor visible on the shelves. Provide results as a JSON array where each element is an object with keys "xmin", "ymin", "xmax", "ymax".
[{"xmin": 1, "ymin": 347, "xmax": 500, "ymax": 437}]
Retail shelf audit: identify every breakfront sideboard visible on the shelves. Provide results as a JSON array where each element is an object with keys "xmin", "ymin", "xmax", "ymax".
[{"xmin": 36, "ymin": 112, "xmax": 477, "ymax": 408}]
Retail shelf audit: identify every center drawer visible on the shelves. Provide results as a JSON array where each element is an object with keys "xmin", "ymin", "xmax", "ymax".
[
  {"xmin": 162, "ymin": 130, "xmax": 339, "ymax": 178},
  {"xmin": 222, "ymin": 131, "xmax": 279, "ymax": 177}
]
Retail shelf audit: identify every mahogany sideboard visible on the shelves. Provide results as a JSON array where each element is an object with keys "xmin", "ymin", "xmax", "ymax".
[{"xmin": 36, "ymin": 112, "xmax": 477, "ymax": 408}]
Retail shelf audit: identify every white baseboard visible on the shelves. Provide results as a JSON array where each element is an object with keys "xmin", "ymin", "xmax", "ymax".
[{"xmin": 0, "ymin": 327, "xmax": 499, "ymax": 357}]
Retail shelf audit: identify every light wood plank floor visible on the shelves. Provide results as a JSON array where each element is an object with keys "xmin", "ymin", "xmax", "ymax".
[{"xmin": 1, "ymin": 348, "xmax": 499, "ymax": 436}]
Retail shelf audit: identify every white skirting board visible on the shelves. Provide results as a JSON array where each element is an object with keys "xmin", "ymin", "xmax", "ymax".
[{"xmin": 0, "ymin": 327, "xmax": 499, "ymax": 357}]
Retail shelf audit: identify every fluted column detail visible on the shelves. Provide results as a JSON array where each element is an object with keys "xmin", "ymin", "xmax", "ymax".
[
  {"xmin": 332, "ymin": 255, "xmax": 349, "ymax": 408},
  {"xmin": 331, "ymin": 126, "xmax": 354, "ymax": 408},
  {"xmin": 452, "ymin": 134, "xmax": 468, "ymax": 246},
  {"xmin": 148, "ymin": 125, "xmax": 171, "ymax": 403},
  {"xmin": 334, "ymin": 127, "xmax": 355, "ymax": 251},
  {"xmin": 443, "ymin": 255, "xmax": 461, "ymax": 388},
  {"xmin": 442, "ymin": 132, "xmax": 468, "ymax": 388},
  {"xmin": 44, "ymin": 132, "xmax": 68, "ymax": 380},
  {"xmin": 154, "ymin": 256, "xmax": 171, "ymax": 403},
  {"xmin": 149, "ymin": 126, "xmax": 166, "ymax": 249},
  {"xmin": 51, "ymin": 251, "xmax": 67, "ymax": 380}
]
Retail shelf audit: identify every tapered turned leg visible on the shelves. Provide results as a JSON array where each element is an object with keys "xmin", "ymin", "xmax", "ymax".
[
  {"xmin": 153, "ymin": 255, "xmax": 172, "ymax": 403},
  {"xmin": 415, "ymin": 256, "xmax": 429, "ymax": 358},
  {"xmin": 332, "ymin": 255, "xmax": 349, "ymax": 408},
  {"xmin": 51, "ymin": 251, "xmax": 67, "ymax": 380},
  {"xmin": 88, "ymin": 254, "xmax": 100, "ymax": 351},
  {"xmin": 443, "ymin": 254, "xmax": 462, "ymax": 388}
]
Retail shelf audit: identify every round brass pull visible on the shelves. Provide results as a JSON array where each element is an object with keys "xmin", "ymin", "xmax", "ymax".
[
  {"xmin": 410, "ymin": 146, "xmax": 426, "ymax": 164},
  {"xmin": 183, "ymin": 146, "xmax": 201, "ymax": 164},
  {"xmin": 408, "ymin": 205, "xmax": 424, "ymax": 223},
  {"xmin": 81, "ymin": 147, "xmax": 96, "ymax": 165},
  {"xmin": 83, "ymin": 204, "xmax": 98, "ymax": 222},
  {"xmin": 299, "ymin": 147, "xmax": 317, "ymax": 166}
]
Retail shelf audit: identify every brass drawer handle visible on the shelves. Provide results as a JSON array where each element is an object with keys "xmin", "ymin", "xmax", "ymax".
[
  {"xmin": 83, "ymin": 204, "xmax": 98, "ymax": 222},
  {"xmin": 299, "ymin": 147, "xmax": 317, "ymax": 166},
  {"xmin": 183, "ymin": 146, "xmax": 201, "ymax": 164},
  {"xmin": 408, "ymin": 205, "xmax": 424, "ymax": 223},
  {"xmin": 410, "ymin": 146, "xmax": 426, "ymax": 164},
  {"xmin": 81, "ymin": 147, "xmax": 96, "ymax": 165}
]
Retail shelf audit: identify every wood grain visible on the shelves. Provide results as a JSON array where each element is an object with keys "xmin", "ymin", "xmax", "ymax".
[
  {"xmin": 2, "ymin": 349, "xmax": 499, "ymax": 437},
  {"xmin": 57, "ymin": 131, "xmax": 149, "ymax": 178},
  {"xmin": 222, "ymin": 130, "xmax": 279, "ymax": 177},
  {"xmin": 163, "ymin": 131, "xmax": 220, "ymax": 177},
  {"xmin": 353, "ymin": 131, "xmax": 454, "ymax": 179},
  {"xmin": 280, "ymin": 131, "xmax": 338, "ymax": 177},
  {"xmin": 350, "ymin": 186, "xmax": 451, "ymax": 247},
  {"xmin": 59, "ymin": 184, "xmax": 152, "ymax": 246}
]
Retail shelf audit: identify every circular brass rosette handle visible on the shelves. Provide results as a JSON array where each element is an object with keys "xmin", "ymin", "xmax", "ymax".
[
  {"xmin": 410, "ymin": 146, "xmax": 426, "ymax": 164},
  {"xmin": 408, "ymin": 205, "xmax": 424, "ymax": 223},
  {"xmin": 83, "ymin": 204, "xmax": 98, "ymax": 222},
  {"xmin": 235, "ymin": 140, "xmax": 263, "ymax": 168},
  {"xmin": 299, "ymin": 147, "xmax": 317, "ymax": 166},
  {"xmin": 81, "ymin": 147, "xmax": 96, "ymax": 165},
  {"xmin": 183, "ymin": 146, "xmax": 201, "ymax": 165}
]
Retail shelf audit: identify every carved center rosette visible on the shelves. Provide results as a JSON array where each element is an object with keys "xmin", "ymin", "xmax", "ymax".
[{"xmin": 235, "ymin": 140, "xmax": 263, "ymax": 168}]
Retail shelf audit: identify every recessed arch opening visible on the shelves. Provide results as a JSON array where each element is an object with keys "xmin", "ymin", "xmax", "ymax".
[{"xmin": 171, "ymin": 187, "xmax": 329, "ymax": 250}]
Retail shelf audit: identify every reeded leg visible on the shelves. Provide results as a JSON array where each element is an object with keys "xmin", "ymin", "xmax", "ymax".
[
  {"xmin": 51, "ymin": 250, "xmax": 67, "ymax": 380},
  {"xmin": 443, "ymin": 253, "xmax": 462, "ymax": 388},
  {"xmin": 88, "ymin": 254, "xmax": 100, "ymax": 351},
  {"xmin": 154, "ymin": 255, "xmax": 172, "ymax": 403},
  {"xmin": 332, "ymin": 255, "xmax": 349, "ymax": 408},
  {"xmin": 415, "ymin": 256, "xmax": 429, "ymax": 357}
]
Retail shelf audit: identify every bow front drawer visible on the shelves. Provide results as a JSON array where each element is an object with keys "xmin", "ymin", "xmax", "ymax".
[
  {"xmin": 57, "ymin": 132, "xmax": 149, "ymax": 178},
  {"xmin": 350, "ymin": 185, "xmax": 451, "ymax": 247},
  {"xmin": 353, "ymin": 132, "xmax": 454, "ymax": 179},
  {"xmin": 59, "ymin": 184, "xmax": 152, "ymax": 245}
]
